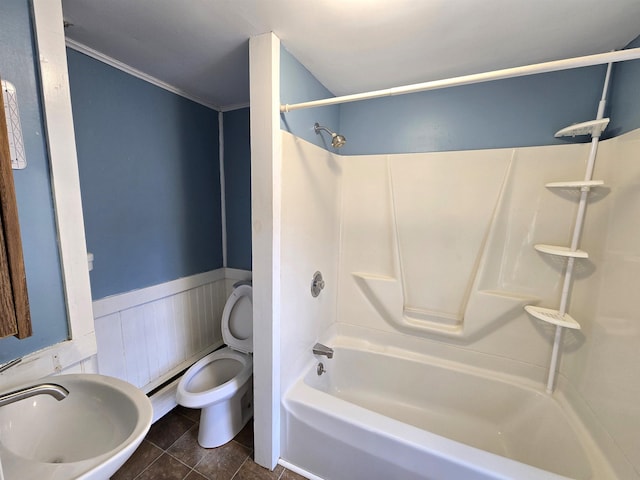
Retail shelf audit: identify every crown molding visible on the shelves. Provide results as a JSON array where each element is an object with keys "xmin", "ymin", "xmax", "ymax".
[
  {"xmin": 220, "ymin": 102, "xmax": 250, "ymax": 112},
  {"xmin": 65, "ymin": 38, "xmax": 221, "ymax": 111}
]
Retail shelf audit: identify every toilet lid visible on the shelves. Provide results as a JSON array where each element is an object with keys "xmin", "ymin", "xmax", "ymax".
[{"xmin": 221, "ymin": 284, "xmax": 253, "ymax": 353}]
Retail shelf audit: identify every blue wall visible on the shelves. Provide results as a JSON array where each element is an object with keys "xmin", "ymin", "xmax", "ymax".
[
  {"xmin": 279, "ymin": 46, "xmax": 617, "ymax": 155},
  {"xmin": 339, "ymin": 66, "xmax": 607, "ymax": 155},
  {"xmin": 0, "ymin": 0, "xmax": 69, "ymax": 362},
  {"xmin": 67, "ymin": 50, "xmax": 222, "ymax": 300},
  {"xmin": 607, "ymin": 35, "xmax": 640, "ymax": 138},
  {"xmin": 280, "ymin": 47, "xmax": 340, "ymax": 150},
  {"xmin": 223, "ymin": 107, "xmax": 252, "ymax": 270}
]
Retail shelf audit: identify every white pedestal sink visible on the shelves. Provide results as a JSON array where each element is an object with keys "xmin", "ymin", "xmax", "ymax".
[{"xmin": 0, "ymin": 374, "xmax": 153, "ymax": 480}]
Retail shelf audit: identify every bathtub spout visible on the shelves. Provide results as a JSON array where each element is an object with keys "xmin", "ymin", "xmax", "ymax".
[{"xmin": 313, "ymin": 343, "xmax": 334, "ymax": 359}]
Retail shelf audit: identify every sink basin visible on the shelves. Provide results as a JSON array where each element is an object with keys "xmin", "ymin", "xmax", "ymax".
[{"xmin": 0, "ymin": 374, "xmax": 153, "ymax": 480}]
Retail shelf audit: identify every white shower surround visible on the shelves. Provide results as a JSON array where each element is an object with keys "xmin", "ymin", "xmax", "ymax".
[{"xmin": 278, "ymin": 130, "xmax": 640, "ymax": 478}]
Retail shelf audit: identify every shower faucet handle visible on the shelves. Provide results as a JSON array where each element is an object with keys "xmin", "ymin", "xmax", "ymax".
[
  {"xmin": 313, "ymin": 343, "xmax": 334, "ymax": 359},
  {"xmin": 310, "ymin": 271, "xmax": 325, "ymax": 297}
]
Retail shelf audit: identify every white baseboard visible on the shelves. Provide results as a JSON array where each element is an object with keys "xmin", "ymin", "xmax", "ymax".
[{"xmin": 278, "ymin": 459, "xmax": 323, "ymax": 480}]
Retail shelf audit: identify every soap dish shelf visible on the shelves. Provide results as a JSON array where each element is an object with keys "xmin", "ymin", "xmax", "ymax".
[
  {"xmin": 554, "ymin": 118, "xmax": 609, "ymax": 138},
  {"xmin": 524, "ymin": 306, "xmax": 581, "ymax": 330},
  {"xmin": 534, "ymin": 244, "xmax": 588, "ymax": 259},
  {"xmin": 546, "ymin": 180, "xmax": 604, "ymax": 190}
]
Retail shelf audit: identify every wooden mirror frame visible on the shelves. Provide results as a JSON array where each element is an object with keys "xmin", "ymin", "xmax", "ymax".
[{"xmin": 0, "ymin": 76, "xmax": 31, "ymax": 339}]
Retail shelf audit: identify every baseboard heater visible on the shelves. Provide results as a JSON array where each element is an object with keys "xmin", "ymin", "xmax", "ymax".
[{"xmin": 146, "ymin": 343, "xmax": 224, "ymax": 423}]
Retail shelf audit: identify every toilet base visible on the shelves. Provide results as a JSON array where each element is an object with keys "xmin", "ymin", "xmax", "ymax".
[{"xmin": 197, "ymin": 378, "xmax": 253, "ymax": 448}]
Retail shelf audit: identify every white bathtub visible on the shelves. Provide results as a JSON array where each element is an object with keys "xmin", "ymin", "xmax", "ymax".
[{"xmin": 282, "ymin": 336, "xmax": 623, "ymax": 480}]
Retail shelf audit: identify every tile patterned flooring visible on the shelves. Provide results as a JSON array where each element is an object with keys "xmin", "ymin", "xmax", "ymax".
[{"xmin": 112, "ymin": 407, "xmax": 306, "ymax": 480}]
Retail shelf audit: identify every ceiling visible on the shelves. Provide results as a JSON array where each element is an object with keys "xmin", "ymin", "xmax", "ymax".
[{"xmin": 62, "ymin": 0, "xmax": 640, "ymax": 111}]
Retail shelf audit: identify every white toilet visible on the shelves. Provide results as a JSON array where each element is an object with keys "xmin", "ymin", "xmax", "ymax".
[{"xmin": 176, "ymin": 281, "xmax": 253, "ymax": 448}]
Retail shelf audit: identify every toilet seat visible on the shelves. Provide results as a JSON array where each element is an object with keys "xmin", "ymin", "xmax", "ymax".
[
  {"xmin": 221, "ymin": 284, "xmax": 253, "ymax": 353},
  {"xmin": 176, "ymin": 347, "xmax": 252, "ymax": 408}
]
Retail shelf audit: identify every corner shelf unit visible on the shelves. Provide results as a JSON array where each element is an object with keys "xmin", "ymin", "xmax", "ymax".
[
  {"xmin": 524, "ymin": 306, "xmax": 580, "ymax": 330},
  {"xmin": 526, "ymin": 56, "xmax": 616, "ymax": 396},
  {"xmin": 534, "ymin": 244, "xmax": 588, "ymax": 259},
  {"xmin": 554, "ymin": 118, "xmax": 609, "ymax": 138},
  {"xmin": 525, "ymin": 118, "xmax": 610, "ymax": 333},
  {"xmin": 545, "ymin": 180, "xmax": 604, "ymax": 190},
  {"xmin": 525, "ymin": 108, "xmax": 611, "ymax": 393},
  {"xmin": 526, "ymin": 238, "xmax": 588, "ymax": 332}
]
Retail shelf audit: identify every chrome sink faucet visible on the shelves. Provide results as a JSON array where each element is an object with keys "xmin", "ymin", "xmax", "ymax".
[
  {"xmin": 0, "ymin": 383, "xmax": 69, "ymax": 408},
  {"xmin": 313, "ymin": 343, "xmax": 334, "ymax": 359}
]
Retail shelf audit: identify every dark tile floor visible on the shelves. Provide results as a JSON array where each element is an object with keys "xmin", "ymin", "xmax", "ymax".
[{"xmin": 112, "ymin": 407, "xmax": 307, "ymax": 480}]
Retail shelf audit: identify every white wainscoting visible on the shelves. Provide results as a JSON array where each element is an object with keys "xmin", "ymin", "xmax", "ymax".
[{"xmin": 92, "ymin": 269, "xmax": 251, "ymax": 404}]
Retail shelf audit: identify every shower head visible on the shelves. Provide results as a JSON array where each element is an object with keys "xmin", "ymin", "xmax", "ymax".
[{"xmin": 314, "ymin": 123, "xmax": 346, "ymax": 148}]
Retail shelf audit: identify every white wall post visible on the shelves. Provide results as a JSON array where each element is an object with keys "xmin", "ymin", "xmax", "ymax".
[{"xmin": 249, "ymin": 32, "xmax": 281, "ymax": 469}]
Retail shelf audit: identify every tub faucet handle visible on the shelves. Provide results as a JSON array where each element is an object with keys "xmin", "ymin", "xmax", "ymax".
[{"xmin": 313, "ymin": 343, "xmax": 333, "ymax": 359}]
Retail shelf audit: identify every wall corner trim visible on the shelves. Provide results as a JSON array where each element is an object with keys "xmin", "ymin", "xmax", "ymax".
[{"xmin": 225, "ymin": 267, "xmax": 252, "ymax": 281}]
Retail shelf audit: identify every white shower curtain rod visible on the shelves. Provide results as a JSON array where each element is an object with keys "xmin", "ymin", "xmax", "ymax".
[{"xmin": 280, "ymin": 47, "xmax": 640, "ymax": 113}]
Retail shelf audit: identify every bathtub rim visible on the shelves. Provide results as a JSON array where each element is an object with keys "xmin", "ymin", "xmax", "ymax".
[
  {"xmin": 281, "ymin": 326, "xmax": 636, "ymax": 480},
  {"xmin": 328, "ymin": 322, "xmax": 637, "ymax": 479},
  {"xmin": 284, "ymin": 376, "xmax": 572, "ymax": 480}
]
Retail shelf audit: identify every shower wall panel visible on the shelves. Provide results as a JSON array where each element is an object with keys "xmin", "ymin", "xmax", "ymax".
[
  {"xmin": 338, "ymin": 143, "xmax": 593, "ymax": 368},
  {"xmin": 279, "ymin": 132, "xmax": 342, "ymax": 395},
  {"xmin": 390, "ymin": 151, "xmax": 510, "ymax": 326},
  {"xmin": 564, "ymin": 130, "xmax": 640, "ymax": 472}
]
